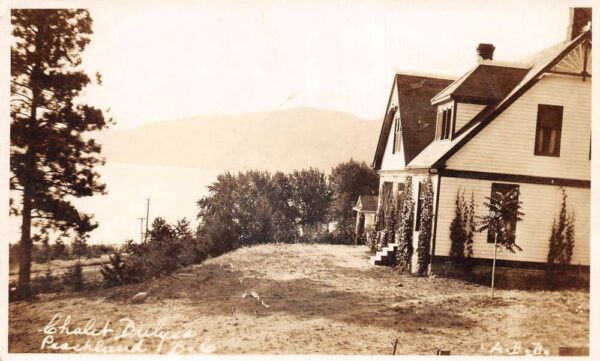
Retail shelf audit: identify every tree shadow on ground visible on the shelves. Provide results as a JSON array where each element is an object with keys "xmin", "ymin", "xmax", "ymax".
[
  {"xmin": 40, "ymin": 261, "xmax": 483, "ymax": 335},
  {"xmin": 438, "ymin": 266, "xmax": 589, "ymax": 292}
]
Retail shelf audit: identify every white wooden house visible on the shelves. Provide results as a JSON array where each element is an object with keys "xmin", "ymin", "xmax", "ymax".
[
  {"xmin": 353, "ymin": 195, "xmax": 378, "ymax": 244},
  {"xmin": 371, "ymin": 8, "xmax": 591, "ymax": 271}
]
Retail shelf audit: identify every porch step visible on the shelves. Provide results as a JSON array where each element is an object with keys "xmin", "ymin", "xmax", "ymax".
[{"xmin": 370, "ymin": 243, "xmax": 398, "ymax": 266}]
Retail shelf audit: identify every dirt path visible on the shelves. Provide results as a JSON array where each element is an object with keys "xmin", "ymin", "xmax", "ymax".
[{"xmin": 8, "ymin": 244, "xmax": 589, "ymax": 355}]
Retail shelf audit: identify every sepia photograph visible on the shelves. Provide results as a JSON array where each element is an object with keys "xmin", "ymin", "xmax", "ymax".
[{"xmin": 1, "ymin": 0, "xmax": 597, "ymax": 357}]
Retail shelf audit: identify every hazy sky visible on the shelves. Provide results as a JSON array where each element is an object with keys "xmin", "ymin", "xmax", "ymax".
[
  {"xmin": 45, "ymin": 0, "xmax": 590, "ymax": 129},
  {"xmin": 3, "ymin": 0, "xmax": 595, "ymax": 244}
]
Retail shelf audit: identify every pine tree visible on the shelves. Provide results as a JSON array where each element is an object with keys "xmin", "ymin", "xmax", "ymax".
[
  {"xmin": 62, "ymin": 261, "xmax": 85, "ymax": 291},
  {"xmin": 100, "ymin": 252, "xmax": 127, "ymax": 287},
  {"xmin": 11, "ymin": 9, "xmax": 112, "ymax": 297}
]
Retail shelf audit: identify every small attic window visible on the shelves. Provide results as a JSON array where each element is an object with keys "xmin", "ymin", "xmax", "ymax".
[
  {"xmin": 436, "ymin": 106, "xmax": 454, "ymax": 140},
  {"xmin": 393, "ymin": 109, "xmax": 402, "ymax": 154}
]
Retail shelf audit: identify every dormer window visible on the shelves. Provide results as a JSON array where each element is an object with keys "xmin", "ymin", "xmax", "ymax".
[{"xmin": 436, "ymin": 106, "xmax": 454, "ymax": 140}]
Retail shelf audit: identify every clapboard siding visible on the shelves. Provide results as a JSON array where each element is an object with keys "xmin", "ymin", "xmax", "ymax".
[
  {"xmin": 435, "ymin": 177, "xmax": 590, "ymax": 265},
  {"xmin": 446, "ymin": 75, "xmax": 591, "ymax": 180},
  {"xmin": 380, "ymin": 82, "xmax": 406, "ymax": 170},
  {"xmin": 454, "ymin": 103, "xmax": 485, "ymax": 132}
]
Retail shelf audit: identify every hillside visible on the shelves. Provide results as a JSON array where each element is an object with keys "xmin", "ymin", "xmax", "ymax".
[
  {"xmin": 9, "ymin": 244, "xmax": 589, "ymax": 354},
  {"xmin": 96, "ymin": 107, "xmax": 381, "ymax": 172}
]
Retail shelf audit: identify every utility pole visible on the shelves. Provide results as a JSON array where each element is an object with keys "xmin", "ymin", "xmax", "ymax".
[
  {"xmin": 144, "ymin": 198, "xmax": 150, "ymax": 243},
  {"xmin": 137, "ymin": 217, "xmax": 145, "ymax": 243}
]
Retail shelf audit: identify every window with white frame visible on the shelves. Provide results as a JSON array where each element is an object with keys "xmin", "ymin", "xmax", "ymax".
[{"xmin": 436, "ymin": 106, "xmax": 454, "ymax": 140}]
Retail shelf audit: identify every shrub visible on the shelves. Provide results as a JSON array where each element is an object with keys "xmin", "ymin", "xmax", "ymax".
[{"xmin": 62, "ymin": 262, "xmax": 85, "ymax": 291}]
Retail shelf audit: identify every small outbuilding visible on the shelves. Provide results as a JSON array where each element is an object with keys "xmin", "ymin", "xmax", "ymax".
[{"xmin": 353, "ymin": 195, "xmax": 378, "ymax": 244}]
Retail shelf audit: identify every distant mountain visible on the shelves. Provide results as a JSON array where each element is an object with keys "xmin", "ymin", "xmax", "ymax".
[{"xmin": 96, "ymin": 107, "xmax": 381, "ymax": 172}]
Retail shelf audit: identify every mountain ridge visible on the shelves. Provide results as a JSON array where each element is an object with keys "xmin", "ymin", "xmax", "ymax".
[{"xmin": 96, "ymin": 107, "xmax": 382, "ymax": 172}]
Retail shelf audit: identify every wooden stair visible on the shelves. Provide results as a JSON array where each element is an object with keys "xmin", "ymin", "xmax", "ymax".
[{"xmin": 370, "ymin": 242, "xmax": 398, "ymax": 266}]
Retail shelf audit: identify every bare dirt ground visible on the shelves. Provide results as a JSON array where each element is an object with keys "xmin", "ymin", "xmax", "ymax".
[{"xmin": 9, "ymin": 244, "xmax": 589, "ymax": 355}]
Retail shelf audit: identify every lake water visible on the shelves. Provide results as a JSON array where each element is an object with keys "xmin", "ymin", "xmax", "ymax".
[{"xmin": 8, "ymin": 162, "xmax": 222, "ymax": 244}]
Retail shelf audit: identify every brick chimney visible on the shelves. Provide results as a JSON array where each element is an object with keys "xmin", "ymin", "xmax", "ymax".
[
  {"xmin": 477, "ymin": 43, "xmax": 495, "ymax": 62},
  {"xmin": 566, "ymin": 7, "xmax": 592, "ymax": 40}
]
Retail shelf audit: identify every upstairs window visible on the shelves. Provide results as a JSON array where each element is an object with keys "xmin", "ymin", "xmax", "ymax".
[
  {"xmin": 393, "ymin": 112, "xmax": 402, "ymax": 154},
  {"xmin": 436, "ymin": 107, "xmax": 453, "ymax": 140},
  {"xmin": 388, "ymin": 107, "xmax": 400, "ymax": 154},
  {"xmin": 534, "ymin": 104, "xmax": 563, "ymax": 157}
]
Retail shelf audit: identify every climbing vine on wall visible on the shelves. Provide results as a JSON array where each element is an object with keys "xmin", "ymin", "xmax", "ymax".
[
  {"xmin": 449, "ymin": 189, "xmax": 475, "ymax": 272},
  {"xmin": 382, "ymin": 195, "xmax": 397, "ymax": 249},
  {"xmin": 395, "ymin": 176, "xmax": 414, "ymax": 272},
  {"xmin": 416, "ymin": 176, "xmax": 434, "ymax": 276},
  {"xmin": 547, "ymin": 188, "xmax": 576, "ymax": 269}
]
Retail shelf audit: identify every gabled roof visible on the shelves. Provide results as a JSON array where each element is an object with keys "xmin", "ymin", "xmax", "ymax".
[
  {"xmin": 431, "ymin": 63, "xmax": 530, "ymax": 105},
  {"xmin": 372, "ymin": 73, "xmax": 455, "ymax": 170},
  {"xmin": 353, "ymin": 195, "xmax": 378, "ymax": 213},
  {"xmin": 406, "ymin": 30, "xmax": 591, "ymax": 170}
]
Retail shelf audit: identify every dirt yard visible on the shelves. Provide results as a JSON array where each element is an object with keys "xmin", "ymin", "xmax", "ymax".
[{"xmin": 9, "ymin": 244, "xmax": 589, "ymax": 355}]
